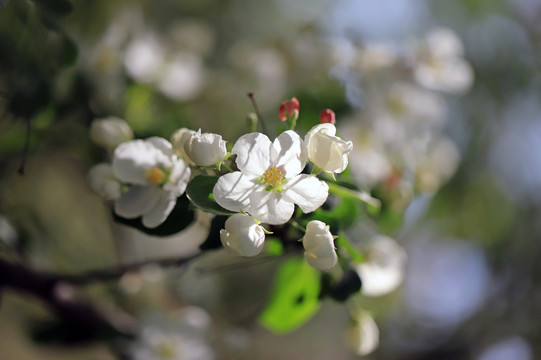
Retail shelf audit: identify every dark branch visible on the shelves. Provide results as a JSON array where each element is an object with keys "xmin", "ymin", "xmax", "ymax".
[{"xmin": 0, "ymin": 257, "xmax": 137, "ymax": 343}]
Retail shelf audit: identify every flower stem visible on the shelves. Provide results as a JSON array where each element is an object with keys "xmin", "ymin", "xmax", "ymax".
[
  {"xmin": 222, "ymin": 163, "xmax": 234, "ymax": 173},
  {"xmin": 247, "ymin": 92, "xmax": 269, "ymax": 135},
  {"xmin": 325, "ymin": 181, "xmax": 381, "ymax": 214}
]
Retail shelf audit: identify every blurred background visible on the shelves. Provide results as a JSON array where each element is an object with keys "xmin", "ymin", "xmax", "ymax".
[{"xmin": 1, "ymin": 0, "xmax": 541, "ymax": 359}]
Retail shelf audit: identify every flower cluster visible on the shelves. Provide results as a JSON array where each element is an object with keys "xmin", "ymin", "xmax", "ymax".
[{"xmin": 87, "ymin": 99, "xmax": 352, "ymax": 271}]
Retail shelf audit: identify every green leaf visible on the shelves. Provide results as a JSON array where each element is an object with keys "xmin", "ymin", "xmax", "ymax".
[
  {"xmin": 113, "ymin": 194, "xmax": 195, "ymax": 237},
  {"xmin": 259, "ymin": 257, "xmax": 321, "ymax": 334},
  {"xmin": 186, "ymin": 175, "xmax": 235, "ymax": 216},
  {"xmin": 306, "ymin": 197, "xmax": 359, "ymax": 234}
]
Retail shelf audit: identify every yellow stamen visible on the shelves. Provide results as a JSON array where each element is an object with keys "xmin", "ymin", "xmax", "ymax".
[
  {"xmin": 263, "ymin": 166, "xmax": 284, "ymax": 186},
  {"xmin": 147, "ymin": 167, "xmax": 166, "ymax": 184}
]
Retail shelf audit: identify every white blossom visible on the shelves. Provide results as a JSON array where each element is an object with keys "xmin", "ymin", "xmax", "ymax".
[
  {"xmin": 345, "ymin": 311, "xmax": 380, "ymax": 356},
  {"xmin": 112, "ymin": 137, "xmax": 191, "ymax": 228},
  {"xmin": 213, "ymin": 131, "xmax": 328, "ymax": 225},
  {"xmin": 171, "ymin": 128, "xmax": 196, "ymax": 161},
  {"xmin": 413, "ymin": 27, "xmax": 474, "ymax": 94},
  {"xmin": 302, "ymin": 220, "xmax": 337, "ymax": 271},
  {"xmin": 220, "ymin": 213, "xmax": 265, "ymax": 256},
  {"xmin": 87, "ymin": 163, "xmax": 123, "ymax": 201},
  {"xmin": 183, "ymin": 129, "xmax": 227, "ymax": 167},
  {"xmin": 305, "ymin": 123, "xmax": 353, "ymax": 174},
  {"xmin": 355, "ymin": 235, "xmax": 407, "ymax": 297},
  {"xmin": 90, "ymin": 116, "xmax": 133, "ymax": 150}
]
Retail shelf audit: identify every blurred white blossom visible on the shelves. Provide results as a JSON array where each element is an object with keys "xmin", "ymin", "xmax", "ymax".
[
  {"xmin": 90, "ymin": 117, "xmax": 134, "ymax": 150},
  {"xmin": 345, "ymin": 310, "xmax": 380, "ymax": 356},
  {"xmin": 355, "ymin": 235, "xmax": 407, "ymax": 297}
]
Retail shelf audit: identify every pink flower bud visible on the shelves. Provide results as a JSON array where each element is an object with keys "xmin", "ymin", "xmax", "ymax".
[
  {"xmin": 320, "ymin": 109, "xmax": 336, "ymax": 124},
  {"xmin": 278, "ymin": 97, "xmax": 299, "ymax": 122}
]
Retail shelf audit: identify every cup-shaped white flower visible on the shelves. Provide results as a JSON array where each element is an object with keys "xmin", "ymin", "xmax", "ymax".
[
  {"xmin": 220, "ymin": 213, "xmax": 265, "ymax": 256},
  {"xmin": 112, "ymin": 137, "xmax": 191, "ymax": 228},
  {"xmin": 213, "ymin": 131, "xmax": 329, "ymax": 225},
  {"xmin": 90, "ymin": 116, "xmax": 133, "ymax": 150},
  {"xmin": 87, "ymin": 163, "xmax": 123, "ymax": 201},
  {"xmin": 302, "ymin": 220, "xmax": 338, "ymax": 271},
  {"xmin": 171, "ymin": 128, "xmax": 196, "ymax": 161},
  {"xmin": 305, "ymin": 123, "xmax": 353, "ymax": 174},
  {"xmin": 183, "ymin": 129, "xmax": 227, "ymax": 167}
]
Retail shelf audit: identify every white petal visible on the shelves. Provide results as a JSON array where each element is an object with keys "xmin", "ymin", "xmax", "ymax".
[
  {"xmin": 272, "ymin": 130, "xmax": 307, "ymax": 177},
  {"xmin": 248, "ymin": 190, "xmax": 295, "ymax": 225},
  {"xmin": 142, "ymin": 191, "xmax": 177, "ymax": 228},
  {"xmin": 112, "ymin": 140, "xmax": 155, "ymax": 184},
  {"xmin": 282, "ymin": 174, "xmax": 329, "ymax": 213},
  {"xmin": 232, "ymin": 133, "xmax": 273, "ymax": 177},
  {"xmin": 114, "ymin": 185, "xmax": 162, "ymax": 219},
  {"xmin": 164, "ymin": 158, "xmax": 191, "ymax": 196},
  {"xmin": 213, "ymin": 172, "xmax": 262, "ymax": 212}
]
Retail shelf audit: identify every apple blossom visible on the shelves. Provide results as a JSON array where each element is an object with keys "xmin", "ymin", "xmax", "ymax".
[
  {"xmin": 345, "ymin": 311, "xmax": 379, "ymax": 356},
  {"xmin": 302, "ymin": 220, "xmax": 338, "ymax": 271},
  {"xmin": 183, "ymin": 129, "xmax": 227, "ymax": 167},
  {"xmin": 355, "ymin": 235, "xmax": 407, "ymax": 297},
  {"xmin": 220, "ymin": 213, "xmax": 265, "ymax": 256},
  {"xmin": 90, "ymin": 116, "xmax": 133, "ymax": 150},
  {"xmin": 112, "ymin": 137, "xmax": 191, "ymax": 228},
  {"xmin": 305, "ymin": 123, "xmax": 353, "ymax": 174},
  {"xmin": 413, "ymin": 27, "xmax": 473, "ymax": 94},
  {"xmin": 213, "ymin": 131, "xmax": 328, "ymax": 225},
  {"xmin": 87, "ymin": 163, "xmax": 123, "ymax": 201},
  {"xmin": 171, "ymin": 128, "xmax": 196, "ymax": 161}
]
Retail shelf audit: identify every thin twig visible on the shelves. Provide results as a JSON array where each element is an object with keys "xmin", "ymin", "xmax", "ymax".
[{"xmin": 247, "ymin": 92, "xmax": 269, "ymax": 135}]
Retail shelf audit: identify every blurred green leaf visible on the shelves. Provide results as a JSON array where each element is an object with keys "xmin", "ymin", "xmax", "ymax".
[
  {"xmin": 259, "ymin": 257, "xmax": 321, "ymax": 334},
  {"xmin": 113, "ymin": 194, "xmax": 195, "ymax": 237},
  {"xmin": 186, "ymin": 175, "xmax": 236, "ymax": 216},
  {"xmin": 306, "ymin": 197, "xmax": 360, "ymax": 234},
  {"xmin": 265, "ymin": 236, "xmax": 284, "ymax": 256}
]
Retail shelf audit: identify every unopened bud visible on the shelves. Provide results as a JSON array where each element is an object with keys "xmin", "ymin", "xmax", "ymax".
[
  {"xmin": 320, "ymin": 109, "xmax": 336, "ymax": 124},
  {"xmin": 278, "ymin": 97, "xmax": 299, "ymax": 122}
]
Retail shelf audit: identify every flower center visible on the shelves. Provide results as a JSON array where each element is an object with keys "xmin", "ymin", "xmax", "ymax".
[
  {"xmin": 146, "ymin": 167, "xmax": 166, "ymax": 185},
  {"xmin": 263, "ymin": 166, "xmax": 284, "ymax": 186}
]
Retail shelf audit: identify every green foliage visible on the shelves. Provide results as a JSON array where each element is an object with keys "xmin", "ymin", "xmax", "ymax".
[
  {"xmin": 186, "ymin": 175, "xmax": 236, "ymax": 216},
  {"xmin": 259, "ymin": 257, "xmax": 321, "ymax": 334},
  {"xmin": 305, "ymin": 197, "xmax": 360, "ymax": 234},
  {"xmin": 113, "ymin": 194, "xmax": 195, "ymax": 237}
]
